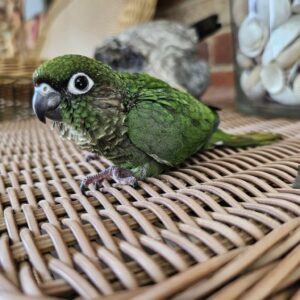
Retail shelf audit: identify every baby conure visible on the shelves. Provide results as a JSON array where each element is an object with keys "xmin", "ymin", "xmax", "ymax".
[
  {"xmin": 94, "ymin": 15, "xmax": 221, "ymax": 98},
  {"xmin": 32, "ymin": 55, "xmax": 280, "ymax": 194}
]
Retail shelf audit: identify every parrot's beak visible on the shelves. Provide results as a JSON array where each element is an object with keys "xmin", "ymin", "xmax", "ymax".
[{"xmin": 32, "ymin": 83, "xmax": 62, "ymax": 123}]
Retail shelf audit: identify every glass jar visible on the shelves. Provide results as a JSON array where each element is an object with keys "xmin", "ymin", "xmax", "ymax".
[{"xmin": 231, "ymin": 0, "xmax": 300, "ymax": 118}]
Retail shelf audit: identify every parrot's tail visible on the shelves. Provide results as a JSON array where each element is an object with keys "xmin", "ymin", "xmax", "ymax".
[
  {"xmin": 191, "ymin": 14, "xmax": 221, "ymax": 40},
  {"xmin": 207, "ymin": 129, "xmax": 281, "ymax": 149}
]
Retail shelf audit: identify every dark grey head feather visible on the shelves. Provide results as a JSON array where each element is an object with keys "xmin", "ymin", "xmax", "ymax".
[{"xmin": 95, "ymin": 39, "xmax": 145, "ymax": 72}]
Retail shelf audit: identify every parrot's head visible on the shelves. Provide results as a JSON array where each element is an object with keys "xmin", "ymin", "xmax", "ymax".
[
  {"xmin": 95, "ymin": 38, "xmax": 145, "ymax": 72},
  {"xmin": 32, "ymin": 54, "xmax": 115, "ymax": 123}
]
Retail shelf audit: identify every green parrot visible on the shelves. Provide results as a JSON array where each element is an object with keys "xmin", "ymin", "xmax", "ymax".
[{"xmin": 32, "ymin": 54, "xmax": 279, "ymax": 193}]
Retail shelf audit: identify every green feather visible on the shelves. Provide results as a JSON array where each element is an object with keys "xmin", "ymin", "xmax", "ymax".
[
  {"xmin": 206, "ymin": 129, "xmax": 281, "ymax": 149},
  {"xmin": 126, "ymin": 84, "xmax": 218, "ymax": 166}
]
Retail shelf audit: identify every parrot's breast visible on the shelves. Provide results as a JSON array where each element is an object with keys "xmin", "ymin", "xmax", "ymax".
[
  {"xmin": 56, "ymin": 102, "xmax": 130, "ymax": 159},
  {"xmin": 52, "ymin": 121, "xmax": 95, "ymax": 151}
]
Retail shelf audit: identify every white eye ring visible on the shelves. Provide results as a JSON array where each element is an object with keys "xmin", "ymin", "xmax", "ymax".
[{"xmin": 67, "ymin": 72, "xmax": 94, "ymax": 95}]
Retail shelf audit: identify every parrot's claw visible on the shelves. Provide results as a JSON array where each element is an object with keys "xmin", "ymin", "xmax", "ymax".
[
  {"xmin": 80, "ymin": 181, "xmax": 88, "ymax": 195},
  {"xmin": 112, "ymin": 180, "xmax": 139, "ymax": 189},
  {"xmin": 95, "ymin": 181, "xmax": 104, "ymax": 190},
  {"xmin": 111, "ymin": 167, "xmax": 138, "ymax": 188},
  {"xmin": 79, "ymin": 166, "xmax": 138, "ymax": 195},
  {"xmin": 293, "ymin": 166, "xmax": 300, "ymax": 189},
  {"xmin": 83, "ymin": 152, "xmax": 100, "ymax": 162}
]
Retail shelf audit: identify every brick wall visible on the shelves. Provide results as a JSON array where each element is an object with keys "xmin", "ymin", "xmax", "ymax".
[
  {"xmin": 201, "ymin": 27, "xmax": 235, "ymax": 106},
  {"xmin": 157, "ymin": 0, "xmax": 236, "ymax": 107}
]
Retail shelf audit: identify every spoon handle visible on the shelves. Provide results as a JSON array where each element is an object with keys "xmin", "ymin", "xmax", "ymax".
[{"xmin": 248, "ymin": 0, "xmax": 257, "ymax": 17}]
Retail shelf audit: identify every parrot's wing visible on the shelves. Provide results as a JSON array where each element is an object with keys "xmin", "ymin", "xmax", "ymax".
[{"xmin": 126, "ymin": 89, "xmax": 218, "ymax": 166}]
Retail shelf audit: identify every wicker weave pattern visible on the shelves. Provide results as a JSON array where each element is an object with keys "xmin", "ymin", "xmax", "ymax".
[
  {"xmin": 0, "ymin": 60, "xmax": 40, "ymax": 78},
  {"xmin": 116, "ymin": 0, "xmax": 158, "ymax": 32},
  {"xmin": 0, "ymin": 108, "xmax": 300, "ymax": 299}
]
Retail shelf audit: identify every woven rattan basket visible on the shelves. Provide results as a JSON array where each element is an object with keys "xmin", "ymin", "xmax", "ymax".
[
  {"xmin": 0, "ymin": 88, "xmax": 299, "ymax": 299},
  {"xmin": 1, "ymin": 10, "xmax": 300, "ymax": 293}
]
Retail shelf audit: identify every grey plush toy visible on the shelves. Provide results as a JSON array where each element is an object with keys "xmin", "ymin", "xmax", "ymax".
[{"xmin": 94, "ymin": 15, "xmax": 221, "ymax": 98}]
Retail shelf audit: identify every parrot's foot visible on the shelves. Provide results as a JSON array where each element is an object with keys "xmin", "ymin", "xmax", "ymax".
[
  {"xmin": 293, "ymin": 166, "xmax": 300, "ymax": 189},
  {"xmin": 80, "ymin": 166, "xmax": 138, "ymax": 194},
  {"xmin": 83, "ymin": 152, "xmax": 100, "ymax": 162}
]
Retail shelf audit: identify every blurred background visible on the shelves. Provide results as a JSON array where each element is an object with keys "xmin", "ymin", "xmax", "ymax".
[{"xmin": 0, "ymin": 0, "xmax": 234, "ymax": 106}]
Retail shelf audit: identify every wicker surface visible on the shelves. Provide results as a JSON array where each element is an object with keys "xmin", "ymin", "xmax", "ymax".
[
  {"xmin": 116, "ymin": 0, "xmax": 158, "ymax": 32},
  {"xmin": 0, "ymin": 60, "xmax": 39, "ymax": 110},
  {"xmin": 0, "ymin": 107, "xmax": 300, "ymax": 300},
  {"xmin": 0, "ymin": 59, "xmax": 40, "ymax": 78}
]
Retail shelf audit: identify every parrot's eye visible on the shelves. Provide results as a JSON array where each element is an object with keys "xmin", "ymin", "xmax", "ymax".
[{"xmin": 67, "ymin": 72, "xmax": 94, "ymax": 95}]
